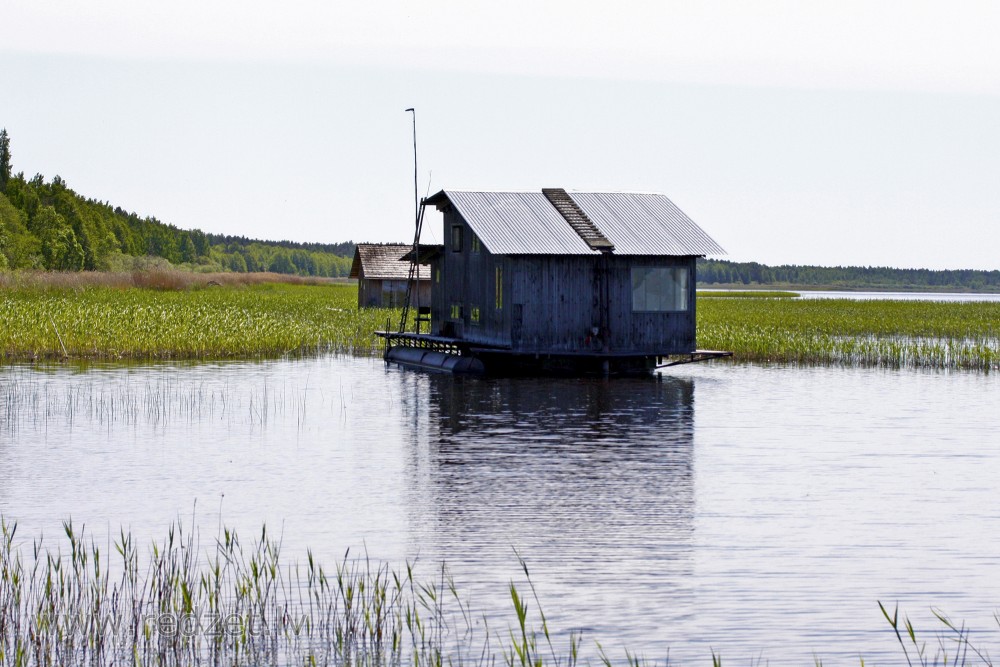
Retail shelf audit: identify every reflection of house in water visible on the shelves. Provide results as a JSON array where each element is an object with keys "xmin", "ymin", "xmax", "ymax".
[
  {"xmin": 401, "ymin": 373, "xmax": 696, "ymax": 551},
  {"xmin": 397, "ymin": 373, "xmax": 698, "ymax": 646},
  {"xmin": 350, "ymin": 243, "xmax": 431, "ymax": 308}
]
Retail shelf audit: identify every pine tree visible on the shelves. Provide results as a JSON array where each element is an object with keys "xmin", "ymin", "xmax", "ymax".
[{"xmin": 0, "ymin": 128, "xmax": 11, "ymax": 193}]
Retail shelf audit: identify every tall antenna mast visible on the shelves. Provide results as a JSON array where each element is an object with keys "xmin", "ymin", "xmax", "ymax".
[
  {"xmin": 406, "ymin": 108, "xmax": 418, "ymax": 220},
  {"xmin": 398, "ymin": 108, "xmax": 423, "ymax": 334}
]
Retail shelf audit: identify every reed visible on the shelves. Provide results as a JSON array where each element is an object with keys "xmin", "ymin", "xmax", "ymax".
[
  {"xmin": 4, "ymin": 273, "xmax": 999, "ymax": 370},
  {"xmin": 697, "ymin": 298, "xmax": 1000, "ymax": 371},
  {"xmin": 0, "ymin": 519, "xmax": 581, "ymax": 667},
  {"xmin": 0, "ymin": 281, "xmax": 391, "ymax": 362},
  {"xmin": 2, "ymin": 519, "xmax": 997, "ymax": 666}
]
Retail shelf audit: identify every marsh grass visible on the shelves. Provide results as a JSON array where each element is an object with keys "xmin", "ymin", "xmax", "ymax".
[
  {"xmin": 0, "ymin": 519, "xmax": 582, "ymax": 667},
  {"xmin": 697, "ymin": 298, "xmax": 1000, "ymax": 371},
  {"xmin": 878, "ymin": 601, "xmax": 999, "ymax": 667},
  {"xmin": 0, "ymin": 281, "xmax": 392, "ymax": 362},
  {"xmin": 4, "ymin": 272, "xmax": 1000, "ymax": 370},
  {"xmin": 3, "ymin": 518, "xmax": 998, "ymax": 666}
]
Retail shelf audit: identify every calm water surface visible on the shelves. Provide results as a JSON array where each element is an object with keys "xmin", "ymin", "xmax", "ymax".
[
  {"xmin": 2, "ymin": 356, "xmax": 999, "ymax": 664},
  {"xmin": 700, "ymin": 289, "xmax": 1000, "ymax": 302}
]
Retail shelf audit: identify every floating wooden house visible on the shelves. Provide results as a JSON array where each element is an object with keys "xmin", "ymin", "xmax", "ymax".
[
  {"xmin": 380, "ymin": 188, "xmax": 728, "ymax": 375},
  {"xmin": 350, "ymin": 243, "xmax": 431, "ymax": 308}
]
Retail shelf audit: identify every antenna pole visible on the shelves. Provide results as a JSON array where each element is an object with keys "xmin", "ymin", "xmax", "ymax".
[
  {"xmin": 399, "ymin": 108, "xmax": 423, "ymax": 335},
  {"xmin": 406, "ymin": 108, "xmax": 418, "ymax": 222}
]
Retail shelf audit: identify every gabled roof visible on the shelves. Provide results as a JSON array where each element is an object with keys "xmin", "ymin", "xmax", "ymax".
[
  {"xmin": 350, "ymin": 243, "xmax": 427, "ymax": 280},
  {"xmin": 424, "ymin": 189, "xmax": 726, "ymax": 257}
]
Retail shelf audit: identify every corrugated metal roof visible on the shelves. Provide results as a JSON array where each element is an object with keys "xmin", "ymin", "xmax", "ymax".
[
  {"xmin": 429, "ymin": 190, "xmax": 725, "ymax": 256},
  {"xmin": 441, "ymin": 191, "xmax": 597, "ymax": 255},
  {"xmin": 570, "ymin": 192, "xmax": 727, "ymax": 256},
  {"xmin": 351, "ymin": 243, "xmax": 420, "ymax": 280}
]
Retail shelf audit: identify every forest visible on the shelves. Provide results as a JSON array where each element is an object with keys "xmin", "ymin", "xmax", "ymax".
[
  {"xmin": 697, "ymin": 259, "xmax": 1000, "ymax": 291},
  {"xmin": 0, "ymin": 129, "xmax": 352, "ymax": 276},
  {"xmin": 4, "ymin": 127, "xmax": 1000, "ymax": 291}
]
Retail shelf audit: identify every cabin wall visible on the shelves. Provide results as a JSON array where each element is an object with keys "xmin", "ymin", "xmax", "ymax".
[
  {"xmin": 507, "ymin": 256, "xmax": 599, "ymax": 351},
  {"xmin": 506, "ymin": 255, "xmax": 696, "ymax": 354},
  {"xmin": 606, "ymin": 256, "xmax": 697, "ymax": 353},
  {"xmin": 358, "ymin": 277, "xmax": 431, "ymax": 309},
  {"xmin": 432, "ymin": 204, "xmax": 697, "ymax": 354},
  {"xmin": 432, "ymin": 207, "xmax": 509, "ymax": 346}
]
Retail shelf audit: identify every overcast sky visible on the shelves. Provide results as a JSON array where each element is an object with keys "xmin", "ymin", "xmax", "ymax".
[{"xmin": 2, "ymin": 0, "xmax": 998, "ymax": 269}]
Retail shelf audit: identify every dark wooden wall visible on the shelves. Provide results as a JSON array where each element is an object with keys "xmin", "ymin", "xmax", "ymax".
[{"xmin": 430, "ymin": 205, "xmax": 697, "ymax": 355}]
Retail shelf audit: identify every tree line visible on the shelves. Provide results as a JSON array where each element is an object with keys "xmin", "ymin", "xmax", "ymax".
[
  {"xmin": 0, "ymin": 128, "xmax": 353, "ymax": 276},
  {"xmin": 698, "ymin": 259, "xmax": 1000, "ymax": 291}
]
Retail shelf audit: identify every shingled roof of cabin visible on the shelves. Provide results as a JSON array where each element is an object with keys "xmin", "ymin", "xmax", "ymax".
[
  {"xmin": 424, "ymin": 190, "xmax": 726, "ymax": 257},
  {"xmin": 349, "ymin": 243, "xmax": 419, "ymax": 280}
]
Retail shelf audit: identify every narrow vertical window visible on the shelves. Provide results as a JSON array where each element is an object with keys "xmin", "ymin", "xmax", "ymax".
[
  {"xmin": 495, "ymin": 266, "xmax": 503, "ymax": 310},
  {"xmin": 470, "ymin": 306, "xmax": 481, "ymax": 325},
  {"xmin": 471, "ymin": 235, "xmax": 481, "ymax": 253},
  {"xmin": 451, "ymin": 225, "xmax": 463, "ymax": 252}
]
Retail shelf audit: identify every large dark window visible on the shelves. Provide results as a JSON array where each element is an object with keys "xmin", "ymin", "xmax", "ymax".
[{"xmin": 631, "ymin": 267, "xmax": 689, "ymax": 312}]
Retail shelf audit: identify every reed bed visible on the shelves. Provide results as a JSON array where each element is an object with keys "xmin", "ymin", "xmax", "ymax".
[
  {"xmin": 2, "ymin": 519, "xmax": 997, "ymax": 667},
  {"xmin": 0, "ymin": 519, "xmax": 581, "ymax": 667},
  {"xmin": 697, "ymin": 298, "xmax": 1000, "ymax": 371},
  {"xmin": 0, "ymin": 282, "xmax": 391, "ymax": 362},
  {"xmin": 4, "ymin": 272, "xmax": 999, "ymax": 370}
]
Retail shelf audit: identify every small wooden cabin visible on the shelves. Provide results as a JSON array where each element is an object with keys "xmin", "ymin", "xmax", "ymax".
[
  {"xmin": 350, "ymin": 243, "xmax": 431, "ymax": 308},
  {"xmin": 389, "ymin": 188, "xmax": 726, "ymax": 374}
]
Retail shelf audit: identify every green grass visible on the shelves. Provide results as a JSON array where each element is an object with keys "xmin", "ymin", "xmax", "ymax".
[
  {"xmin": 0, "ymin": 281, "xmax": 394, "ymax": 362},
  {"xmin": 3, "ymin": 275, "xmax": 999, "ymax": 371},
  {"xmin": 697, "ymin": 297, "xmax": 1000, "ymax": 371}
]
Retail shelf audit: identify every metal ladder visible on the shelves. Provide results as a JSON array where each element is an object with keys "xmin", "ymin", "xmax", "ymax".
[{"xmin": 397, "ymin": 203, "xmax": 426, "ymax": 334}]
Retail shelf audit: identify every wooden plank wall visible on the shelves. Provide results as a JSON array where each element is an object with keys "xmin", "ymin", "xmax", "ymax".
[{"xmin": 432, "ymin": 205, "xmax": 698, "ymax": 354}]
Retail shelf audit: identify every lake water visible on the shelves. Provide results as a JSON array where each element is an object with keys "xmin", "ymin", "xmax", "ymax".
[
  {"xmin": 2, "ymin": 356, "xmax": 999, "ymax": 665},
  {"xmin": 700, "ymin": 288, "xmax": 1000, "ymax": 302}
]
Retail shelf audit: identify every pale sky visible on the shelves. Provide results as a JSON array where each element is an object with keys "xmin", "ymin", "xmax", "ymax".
[{"xmin": 2, "ymin": 0, "xmax": 999, "ymax": 269}]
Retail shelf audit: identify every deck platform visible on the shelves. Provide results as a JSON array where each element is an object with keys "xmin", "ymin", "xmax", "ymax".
[{"xmin": 376, "ymin": 331, "xmax": 732, "ymax": 375}]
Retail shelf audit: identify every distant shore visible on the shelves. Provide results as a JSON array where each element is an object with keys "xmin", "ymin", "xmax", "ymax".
[{"xmin": 698, "ymin": 281, "xmax": 1000, "ymax": 294}]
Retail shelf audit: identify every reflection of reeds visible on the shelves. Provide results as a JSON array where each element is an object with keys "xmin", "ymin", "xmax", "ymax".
[
  {"xmin": 0, "ymin": 370, "xmax": 325, "ymax": 433},
  {"xmin": 0, "ymin": 282, "xmax": 393, "ymax": 362},
  {"xmin": 0, "ymin": 519, "xmax": 582, "ymax": 667},
  {"xmin": 698, "ymin": 298, "xmax": 1000, "ymax": 371}
]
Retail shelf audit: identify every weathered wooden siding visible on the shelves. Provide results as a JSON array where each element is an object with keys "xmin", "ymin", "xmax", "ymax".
[
  {"xmin": 432, "ymin": 207, "xmax": 509, "ymax": 345},
  {"xmin": 358, "ymin": 278, "xmax": 431, "ymax": 309},
  {"xmin": 432, "ymin": 204, "xmax": 698, "ymax": 355},
  {"xmin": 605, "ymin": 256, "xmax": 696, "ymax": 353}
]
